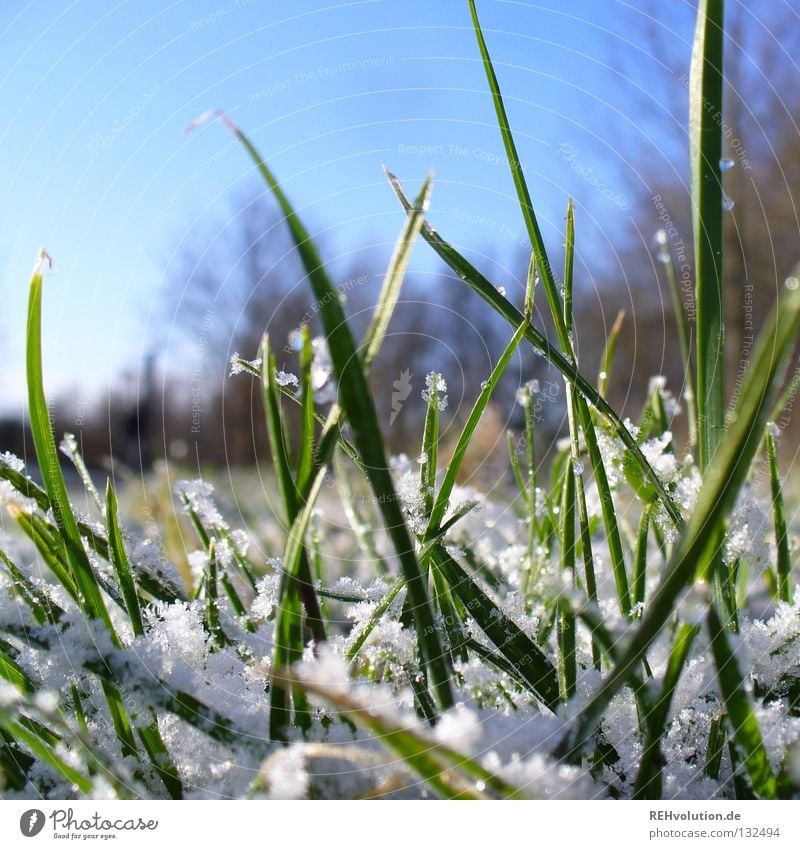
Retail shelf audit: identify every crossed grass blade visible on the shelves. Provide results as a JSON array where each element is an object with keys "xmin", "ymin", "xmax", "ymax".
[{"xmin": 386, "ymin": 172, "xmax": 685, "ymax": 531}]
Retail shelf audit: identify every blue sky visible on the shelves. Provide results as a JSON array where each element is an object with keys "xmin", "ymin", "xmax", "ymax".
[{"xmin": 0, "ymin": 0, "xmax": 695, "ymax": 414}]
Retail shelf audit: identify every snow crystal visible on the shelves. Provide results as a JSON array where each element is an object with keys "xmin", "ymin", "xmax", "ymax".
[
  {"xmin": 176, "ymin": 479, "xmax": 227, "ymax": 530},
  {"xmin": 275, "ymin": 370, "xmax": 299, "ymax": 388}
]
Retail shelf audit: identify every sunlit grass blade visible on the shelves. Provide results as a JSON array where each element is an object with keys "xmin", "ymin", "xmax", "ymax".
[
  {"xmin": 0, "ymin": 643, "xmax": 34, "ymax": 693},
  {"xmin": 26, "ymin": 250, "xmax": 118, "ymax": 640},
  {"xmin": 598, "ymin": 310, "xmax": 625, "ymax": 398},
  {"xmin": 690, "ymin": 0, "xmax": 726, "ymax": 470},
  {"xmin": 212, "ymin": 116, "xmax": 453, "ymax": 711},
  {"xmin": 559, "ymin": 284, "xmax": 800, "ymax": 759},
  {"xmin": 707, "ymin": 601, "xmax": 777, "ymax": 798}
]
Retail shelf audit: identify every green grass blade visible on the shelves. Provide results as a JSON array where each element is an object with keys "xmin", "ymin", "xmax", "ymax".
[
  {"xmin": 563, "ymin": 200, "xmax": 575, "ymax": 333},
  {"xmin": 296, "ymin": 325, "xmax": 315, "ymax": 489},
  {"xmin": 201, "ymin": 541, "xmax": 228, "ymax": 648},
  {"xmin": 426, "ymin": 316, "xmax": 529, "ymax": 537},
  {"xmin": 271, "ymin": 464, "xmax": 327, "ymax": 737},
  {"xmin": 213, "ymin": 116, "xmax": 452, "ymax": 711},
  {"xmin": 690, "ymin": 0, "xmax": 726, "ymax": 470},
  {"xmin": 61, "ymin": 433, "xmax": 103, "ymax": 513},
  {"xmin": 105, "ymin": 480, "xmax": 144, "ymax": 638},
  {"xmin": 345, "ymin": 576, "xmax": 406, "ymax": 661},
  {"xmin": 468, "ymin": 0, "xmax": 568, "ymax": 351},
  {"xmin": 0, "ymin": 545, "xmax": 64, "ymax": 624},
  {"xmin": 705, "ymin": 712, "xmax": 726, "ymax": 780},
  {"xmin": 364, "ymin": 173, "xmax": 432, "ymax": 366},
  {"xmin": 0, "ymin": 644, "xmax": 34, "ymax": 694},
  {"xmin": 26, "ymin": 250, "xmax": 118, "ymax": 640},
  {"xmin": 429, "ymin": 542, "xmax": 559, "ymax": 711},
  {"xmin": 707, "ymin": 602, "xmax": 777, "ymax": 798},
  {"xmin": 633, "ymin": 622, "xmax": 700, "ymax": 799},
  {"xmin": 0, "ymin": 716, "xmax": 92, "ymax": 794},
  {"xmin": 633, "ymin": 502, "xmax": 653, "ymax": 610},
  {"xmin": 557, "ymin": 458, "xmax": 577, "ymax": 701},
  {"xmin": 766, "ymin": 429, "xmax": 792, "ymax": 603},
  {"xmin": 575, "ymin": 476, "xmax": 600, "ymax": 669},
  {"xmin": 419, "ymin": 379, "xmax": 441, "ymax": 516},
  {"xmin": 577, "ymin": 398, "xmax": 631, "ymax": 616},
  {"xmin": 137, "ymin": 722, "xmax": 183, "ymax": 800},
  {"xmin": 656, "ymin": 231, "xmax": 697, "ymax": 445},
  {"xmin": 260, "ymin": 337, "xmax": 326, "ymax": 644},
  {"xmin": 598, "ymin": 310, "xmax": 625, "ymax": 399}
]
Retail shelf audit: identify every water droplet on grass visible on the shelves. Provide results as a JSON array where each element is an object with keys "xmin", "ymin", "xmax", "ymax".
[
  {"xmin": 719, "ymin": 157, "xmax": 735, "ymax": 172},
  {"xmin": 722, "ymin": 193, "xmax": 735, "ymax": 212},
  {"xmin": 786, "ymin": 275, "xmax": 799, "ymax": 290}
]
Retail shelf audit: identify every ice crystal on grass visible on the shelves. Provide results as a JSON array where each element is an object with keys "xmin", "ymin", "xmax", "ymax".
[
  {"xmin": 275, "ymin": 369, "xmax": 299, "ymax": 388},
  {"xmin": 229, "ymin": 353, "xmax": 261, "ymax": 376},
  {"xmin": 422, "ymin": 371, "xmax": 448, "ymax": 411},
  {"xmin": 176, "ymin": 479, "xmax": 227, "ymax": 529}
]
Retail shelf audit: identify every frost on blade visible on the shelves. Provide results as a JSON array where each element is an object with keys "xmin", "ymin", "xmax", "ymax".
[
  {"xmin": 421, "ymin": 371, "xmax": 448, "ymax": 411},
  {"xmin": 229, "ymin": 352, "xmax": 262, "ymax": 376},
  {"xmin": 175, "ymin": 479, "xmax": 228, "ymax": 531},
  {"xmin": 275, "ymin": 370, "xmax": 299, "ymax": 388}
]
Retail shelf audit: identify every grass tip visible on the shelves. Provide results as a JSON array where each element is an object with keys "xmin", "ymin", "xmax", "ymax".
[
  {"xmin": 183, "ymin": 108, "xmax": 239, "ymax": 135},
  {"xmin": 33, "ymin": 248, "xmax": 52, "ymax": 278}
]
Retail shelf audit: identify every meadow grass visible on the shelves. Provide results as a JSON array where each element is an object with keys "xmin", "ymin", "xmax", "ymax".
[{"xmin": 1, "ymin": 0, "xmax": 800, "ymax": 800}]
